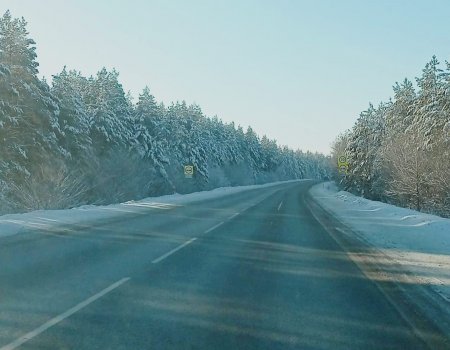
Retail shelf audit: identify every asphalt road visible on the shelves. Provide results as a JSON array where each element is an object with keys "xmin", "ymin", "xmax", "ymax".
[{"xmin": 0, "ymin": 181, "xmax": 440, "ymax": 349}]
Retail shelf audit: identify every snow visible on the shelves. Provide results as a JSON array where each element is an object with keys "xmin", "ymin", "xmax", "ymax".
[
  {"xmin": 309, "ymin": 182, "xmax": 450, "ymax": 302},
  {"xmin": 0, "ymin": 179, "xmax": 303, "ymax": 238}
]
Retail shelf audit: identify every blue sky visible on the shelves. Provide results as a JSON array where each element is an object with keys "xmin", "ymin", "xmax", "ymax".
[{"xmin": 2, "ymin": 0, "xmax": 450, "ymax": 153}]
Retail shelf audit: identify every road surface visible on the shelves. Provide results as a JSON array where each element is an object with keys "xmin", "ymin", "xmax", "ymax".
[{"xmin": 0, "ymin": 181, "xmax": 445, "ymax": 349}]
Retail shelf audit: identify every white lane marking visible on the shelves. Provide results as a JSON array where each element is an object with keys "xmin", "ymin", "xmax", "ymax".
[
  {"xmin": 1, "ymin": 277, "xmax": 130, "ymax": 350},
  {"xmin": 206, "ymin": 190, "xmax": 280, "ymax": 236},
  {"xmin": 240, "ymin": 194, "xmax": 272, "ymax": 214},
  {"xmin": 277, "ymin": 201, "xmax": 283, "ymax": 211},
  {"xmin": 204, "ymin": 222, "xmax": 225, "ymax": 234},
  {"xmin": 151, "ymin": 237, "xmax": 197, "ymax": 264},
  {"xmin": 335, "ymin": 227, "xmax": 347, "ymax": 234},
  {"xmin": 228, "ymin": 213, "xmax": 239, "ymax": 220}
]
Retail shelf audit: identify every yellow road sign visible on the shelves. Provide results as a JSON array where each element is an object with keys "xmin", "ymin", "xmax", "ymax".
[
  {"xmin": 338, "ymin": 165, "xmax": 348, "ymax": 174},
  {"xmin": 338, "ymin": 155, "xmax": 348, "ymax": 167},
  {"xmin": 337, "ymin": 155, "xmax": 348, "ymax": 174},
  {"xmin": 184, "ymin": 165, "xmax": 194, "ymax": 178}
]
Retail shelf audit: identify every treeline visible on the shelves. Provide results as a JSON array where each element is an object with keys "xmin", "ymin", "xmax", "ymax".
[
  {"xmin": 332, "ymin": 56, "xmax": 450, "ymax": 217},
  {"xmin": 0, "ymin": 11, "xmax": 330, "ymax": 214}
]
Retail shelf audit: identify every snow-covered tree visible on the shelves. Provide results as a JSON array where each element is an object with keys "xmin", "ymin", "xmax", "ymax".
[
  {"xmin": 51, "ymin": 67, "xmax": 93, "ymax": 167},
  {"xmin": 338, "ymin": 56, "xmax": 450, "ymax": 217},
  {"xmin": 85, "ymin": 68, "xmax": 133, "ymax": 156},
  {"xmin": 0, "ymin": 10, "xmax": 331, "ymax": 213},
  {"xmin": 345, "ymin": 103, "xmax": 385, "ymax": 199},
  {"xmin": 0, "ymin": 10, "xmax": 64, "ymax": 210}
]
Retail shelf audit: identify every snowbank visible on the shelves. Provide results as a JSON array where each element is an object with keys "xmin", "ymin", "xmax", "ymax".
[
  {"xmin": 0, "ymin": 179, "xmax": 303, "ymax": 238},
  {"xmin": 309, "ymin": 182, "xmax": 450, "ymax": 302}
]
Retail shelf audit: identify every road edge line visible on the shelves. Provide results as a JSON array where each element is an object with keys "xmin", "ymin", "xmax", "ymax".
[{"xmin": 305, "ymin": 188, "xmax": 450, "ymax": 349}]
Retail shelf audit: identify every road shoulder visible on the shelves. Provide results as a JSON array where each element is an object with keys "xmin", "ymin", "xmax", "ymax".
[{"xmin": 306, "ymin": 182, "xmax": 450, "ymax": 349}]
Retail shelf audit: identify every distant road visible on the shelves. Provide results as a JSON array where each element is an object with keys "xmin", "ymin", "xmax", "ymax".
[{"xmin": 0, "ymin": 181, "xmax": 444, "ymax": 349}]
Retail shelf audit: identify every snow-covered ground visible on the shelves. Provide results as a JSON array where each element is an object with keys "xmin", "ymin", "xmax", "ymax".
[
  {"xmin": 0, "ymin": 179, "xmax": 303, "ymax": 238},
  {"xmin": 310, "ymin": 182, "xmax": 450, "ymax": 302}
]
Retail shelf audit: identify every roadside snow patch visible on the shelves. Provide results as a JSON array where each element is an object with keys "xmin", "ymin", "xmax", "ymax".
[
  {"xmin": 0, "ymin": 179, "xmax": 305, "ymax": 238},
  {"xmin": 309, "ymin": 182, "xmax": 450, "ymax": 302}
]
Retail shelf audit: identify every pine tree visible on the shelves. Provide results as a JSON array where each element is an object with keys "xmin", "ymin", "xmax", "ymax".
[
  {"xmin": 346, "ymin": 103, "xmax": 385, "ymax": 198},
  {"xmin": 133, "ymin": 87, "xmax": 171, "ymax": 194},
  {"xmin": 51, "ymin": 67, "xmax": 93, "ymax": 166},
  {"xmin": 245, "ymin": 126, "xmax": 263, "ymax": 181},
  {"xmin": 0, "ymin": 10, "xmax": 64, "ymax": 210},
  {"xmin": 86, "ymin": 68, "xmax": 133, "ymax": 156},
  {"xmin": 414, "ymin": 56, "xmax": 446, "ymax": 148}
]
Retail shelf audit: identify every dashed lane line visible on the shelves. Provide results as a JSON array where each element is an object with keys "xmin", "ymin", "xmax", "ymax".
[
  {"xmin": 204, "ymin": 222, "xmax": 225, "ymax": 234},
  {"xmin": 151, "ymin": 237, "xmax": 197, "ymax": 264},
  {"xmin": 277, "ymin": 201, "xmax": 283, "ymax": 211},
  {"xmin": 0, "ymin": 277, "xmax": 130, "ymax": 350}
]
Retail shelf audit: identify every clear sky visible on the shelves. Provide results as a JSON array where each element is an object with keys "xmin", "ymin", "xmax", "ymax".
[{"xmin": 2, "ymin": 0, "xmax": 450, "ymax": 154}]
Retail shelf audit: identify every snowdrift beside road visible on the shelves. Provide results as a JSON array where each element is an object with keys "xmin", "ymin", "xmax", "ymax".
[
  {"xmin": 309, "ymin": 182, "xmax": 450, "ymax": 302},
  {"xmin": 0, "ymin": 179, "xmax": 303, "ymax": 238}
]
